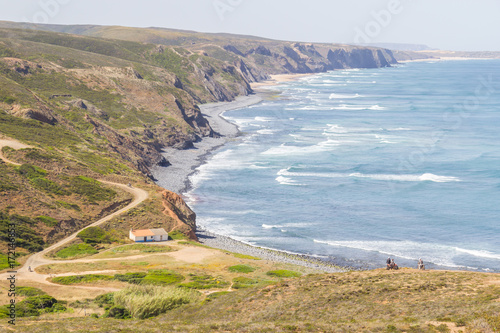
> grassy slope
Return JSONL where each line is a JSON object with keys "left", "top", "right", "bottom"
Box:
{"left": 0, "top": 27, "right": 246, "bottom": 254}
{"left": 9, "top": 268, "right": 500, "bottom": 332}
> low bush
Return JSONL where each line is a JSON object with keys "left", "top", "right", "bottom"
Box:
{"left": 113, "top": 285, "right": 199, "bottom": 319}
{"left": 104, "top": 305, "right": 130, "bottom": 319}
{"left": 141, "top": 270, "right": 184, "bottom": 286}
{"left": 0, "top": 295, "right": 66, "bottom": 317}
{"left": 51, "top": 274, "right": 113, "bottom": 285}
{"left": 17, "top": 287, "right": 47, "bottom": 297}
{"left": 266, "top": 270, "right": 302, "bottom": 278}
{"left": 228, "top": 264, "right": 256, "bottom": 273}
{"left": 179, "top": 274, "right": 230, "bottom": 290}
{"left": 111, "top": 244, "right": 173, "bottom": 253}
{"left": 114, "top": 272, "right": 147, "bottom": 284}
{"left": 55, "top": 243, "right": 98, "bottom": 259}
{"left": 168, "top": 230, "right": 188, "bottom": 240}
{"left": 77, "top": 227, "right": 116, "bottom": 244}
{"left": 36, "top": 216, "right": 58, "bottom": 227}
{"left": 95, "top": 293, "right": 114, "bottom": 308}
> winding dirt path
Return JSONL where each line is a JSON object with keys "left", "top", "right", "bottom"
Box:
{"left": 0, "top": 136, "right": 32, "bottom": 165}
{"left": 0, "top": 137, "right": 149, "bottom": 291}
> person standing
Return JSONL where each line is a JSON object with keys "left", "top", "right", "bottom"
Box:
{"left": 418, "top": 258, "right": 425, "bottom": 270}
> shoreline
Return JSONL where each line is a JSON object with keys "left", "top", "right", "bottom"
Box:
{"left": 151, "top": 73, "right": 348, "bottom": 273}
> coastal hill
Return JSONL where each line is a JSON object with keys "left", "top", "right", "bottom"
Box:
{"left": 0, "top": 21, "right": 399, "bottom": 253}
{"left": 0, "top": 22, "right": 498, "bottom": 332}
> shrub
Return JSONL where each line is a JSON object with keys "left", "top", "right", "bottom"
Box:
{"left": 95, "top": 293, "right": 114, "bottom": 308}
{"left": 0, "top": 253, "right": 19, "bottom": 270}
{"left": 179, "top": 274, "right": 230, "bottom": 289}
{"left": 77, "top": 227, "right": 115, "bottom": 244}
{"left": 266, "top": 270, "right": 302, "bottom": 278}
{"left": 111, "top": 244, "right": 173, "bottom": 253}
{"left": 55, "top": 243, "right": 98, "bottom": 259}
{"left": 36, "top": 216, "right": 58, "bottom": 227}
{"left": 228, "top": 265, "right": 256, "bottom": 273}
{"left": 168, "top": 230, "right": 188, "bottom": 240}
{"left": 51, "top": 274, "right": 113, "bottom": 285}
{"left": 104, "top": 305, "right": 130, "bottom": 319}
{"left": 233, "top": 253, "right": 261, "bottom": 260}
{"left": 17, "top": 287, "right": 47, "bottom": 297}
{"left": 13, "top": 295, "right": 66, "bottom": 317}
{"left": 66, "top": 176, "right": 116, "bottom": 202}
{"left": 114, "top": 272, "right": 147, "bottom": 284}
{"left": 141, "top": 270, "right": 184, "bottom": 286}
{"left": 232, "top": 277, "right": 261, "bottom": 289}
{"left": 113, "top": 285, "right": 199, "bottom": 319}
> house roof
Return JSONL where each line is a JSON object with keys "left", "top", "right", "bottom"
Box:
{"left": 131, "top": 229, "right": 154, "bottom": 237}
{"left": 150, "top": 228, "right": 168, "bottom": 236}
{"left": 131, "top": 228, "right": 168, "bottom": 237}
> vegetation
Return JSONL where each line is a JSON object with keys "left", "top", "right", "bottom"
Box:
{"left": 0, "top": 212, "right": 44, "bottom": 252}
{"left": 77, "top": 227, "right": 116, "bottom": 244}
{"left": 65, "top": 176, "right": 116, "bottom": 202}
{"left": 0, "top": 295, "right": 66, "bottom": 318}
{"left": 0, "top": 253, "right": 19, "bottom": 270}
{"left": 113, "top": 285, "right": 199, "bottom": 319}
{"left": 16, "top": 287, "right": 47, "bottom": 297}
{"left": 266, "top": 269, "right": 302, "bottom": 278}
{"left": 51, "top": 274, "right": 113, "bottom": 285}
{"left": 179, "top": 273, "right": 230, "bottom": 290}
{"left": 35, "top": 215, "right": 58, "bottom": 227}
{"left": 231, "top": 277, "right": 272, "bottom": 289}
{"left": 168, "top": 230, "right": 189, "bottom": 240}
{"left": 110, "top": 244, "right": 174, "bottom": 253}
{"left": 232, "top": 253, "right": 261, "bottom": 260}
{"left": 54, "top": 243, "right": 98, "bottom": 259}
{"left": 141, "top": 270, "right": 185, "bottom": 286}
{"left": 228, "top": 264, "right": 256, "bottom": 273}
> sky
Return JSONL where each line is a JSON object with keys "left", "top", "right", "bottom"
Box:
{"left": 1, "top": 0, "right": 500, "bottom": 51}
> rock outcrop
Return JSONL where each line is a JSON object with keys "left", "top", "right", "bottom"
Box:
{"left": 85, "top": 115, "right": 169, "bottom": 179}
{"left": 161, "top": 190, "right": 197, "bottom": 240}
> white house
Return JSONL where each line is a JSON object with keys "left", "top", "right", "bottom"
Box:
{"left": 129, "top": 228, "right": 168, "bottom": 242}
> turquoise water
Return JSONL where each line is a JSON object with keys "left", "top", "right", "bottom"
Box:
{"left": 186, "top": 60, "right": 500, "bottom": 271}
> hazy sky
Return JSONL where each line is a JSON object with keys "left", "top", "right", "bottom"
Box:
{"left": 1, "top": 0, "right": 500, "bottom": 51}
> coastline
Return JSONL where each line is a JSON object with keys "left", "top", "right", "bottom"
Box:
{"left": 152, "top": 74, "right": 348, "bottom": 273}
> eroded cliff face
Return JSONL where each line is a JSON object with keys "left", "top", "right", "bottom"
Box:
{"left": 161, "top": 190, "right": 197, "bottom": 240}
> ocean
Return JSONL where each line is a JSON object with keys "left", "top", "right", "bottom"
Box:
{"left": 185, "top": 60, "right": 500, "bottom": 272}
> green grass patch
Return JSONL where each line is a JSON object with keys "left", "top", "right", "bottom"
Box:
{"left": 179, "top": 274, "right": 230, "bottom": 290}
{"left": 178, "top": 241, "right": 212, "bottom": 249}
{"left": 168, "top": 230, "right": 188, "bottom": 240}
{"left": 113, "top": 285, "right": 199, "bottom": 319}
{"left": 51, "top": 274, "right": 113, "bottom": 285}
{"left": 232, "top": 277, "right": 273, "bottom": 290}
{"left": 142, "top": 270, "right": 184, "bottom": 286}
{"left": 16, "top": 164, "right": 69, "bottom": 196}
{"left": 232, "top": 253, "right": 261, "bottom": 260}
{"left": 111, "top": 244, "right": 174, "bottom": 253}
{"left": 55, "top": 200, "right": 81, "bottom": 211}
{"left": 228, "top": 264, "right": 256, "bottom": 274}
{"left": 0, "top": 295, "right": 66, "bottom": 318}
{"left": 0, "top": 253, "right": 19, "bottom": 270}
{"left": 65, "top": 176, "right": 116, "bottom": 202}
{"left": 114, "top": 272, "right": 147, "bottom": 284}
{"left": 77, "top": 226, "right": 116, "bottom": 244}
{"left": 55, "top": 243, "right": 98, "bottom": 259}
{"left": 35, "top": 215, "right": 58, "bottom": 227}
{"left": 266, "top": 270, "right": 302, "bottom": 278}
{"left": 0, "top": 212, "right": 45, "bottom": 252}
{"left": 16, "top": 287, "right": 47, "bottom": 297}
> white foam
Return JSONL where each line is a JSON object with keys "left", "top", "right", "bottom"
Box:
{"left": 254, "top": 116, "right": 274, "bottom": 122}
{"left": 313, "top": 239, "right": 498, "bottom": 268}
{"left": 275, "top": 175, "right": 305, "bottom": 186}
{"left": 257, "top": 129, "right": 275, "bottom": 135}
{"left": 278, "top": 168, "right": 461, "bottom": 183}
{"left": 329, "top": 93, "right": 361, "bottom": 99}
{"left": 331, "top": 104, "right": 384, "bottom": 111}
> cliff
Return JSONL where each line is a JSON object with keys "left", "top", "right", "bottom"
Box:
{"left": 0, "top": 22, "right": 401, "bottom": 246}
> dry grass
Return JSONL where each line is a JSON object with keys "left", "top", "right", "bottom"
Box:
{"left": 4, "top": 269, "right": 498, "bottom": 332}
